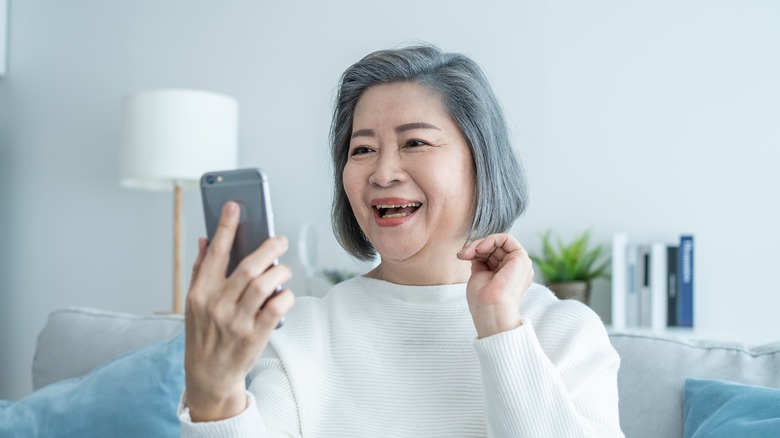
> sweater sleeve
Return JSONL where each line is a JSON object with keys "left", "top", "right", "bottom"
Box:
{"left": 473, "top": 309, "right": 623, "bottom": 437}
{"left": 179, "top": 356, "right": 302, "bottom": 438}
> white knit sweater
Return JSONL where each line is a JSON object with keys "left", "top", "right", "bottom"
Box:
{"left": 180, "top": 276, "right": 623, "bottom": 437}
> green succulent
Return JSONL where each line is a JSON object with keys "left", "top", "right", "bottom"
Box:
{"left": 320, "top": 268, "right": 360, "bottom": 285}
{"left": 530, "top": 230, "right": 610, "bottom": 283}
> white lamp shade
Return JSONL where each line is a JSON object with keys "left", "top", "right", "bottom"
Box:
{"left": 121, "top": 89, "right": 238, "bottom": 191}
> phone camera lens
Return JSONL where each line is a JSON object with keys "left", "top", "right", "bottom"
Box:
{"left": 206, "top": 175, "right": 216, "bottom": 184}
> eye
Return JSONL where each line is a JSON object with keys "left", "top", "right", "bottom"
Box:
{"left": 405, "top": 139, "right": 429, "bottom": 148}
{"left": 350, "top": 146, "right": 374, "bottom": 156}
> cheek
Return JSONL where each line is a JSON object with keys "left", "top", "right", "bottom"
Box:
{"left": 342, "top": 164, "right": 363, "bottom": 209}
{"left": 440, "top": 159, "right": 477, "bottom": 222}
{"left": 416, "top": 168, "right": 472, "bottom": 219}
{"left": 463, "top": 167, "right": 477, "bottom": 215}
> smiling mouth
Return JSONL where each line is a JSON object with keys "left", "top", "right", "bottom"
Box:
{"left": 374, "top": 202, "right": 422, "bottom": 219}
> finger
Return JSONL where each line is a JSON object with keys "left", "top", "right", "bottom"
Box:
{"left": 477, "top": 246, "right": 508, "bottom": 262}
{"left": 466, "top": 234, "right": 530, "bottom": 275}
{"left": 457, "top": 237, "right": 486, "bottom": 260}
{"left": 476, "top": 233, "right": 523, "bottom": 256}
{"left": 236, "top": 264, "right": 293, "bottom": 319}
{"left": 255, "top": 289, "right": 295, "bottom": 333}
{"left": 469, "top": 252, "right": 502, "bottom": 272}
{"left": 190, "top": 237, "right": 209, "bottom": 288}
{"left": 459, "top": 234, "right": 521, "bottom": 261}
{"left": 493, "top": 251, "right": 534, "bottom": 289}
{"left": 224, "top": 236, "right": 289, "bottom": 302}
{"left": 200, "top": 202, "right": 241, "bottom": 278}
{"left": 488, "top": 254, "right": 502, "bottom": 270}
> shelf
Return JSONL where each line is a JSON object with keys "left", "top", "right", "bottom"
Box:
{"left": 605, "top": 325, "right": 776, "bottom": 346}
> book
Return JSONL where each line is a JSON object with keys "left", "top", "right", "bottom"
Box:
{"left": 611, "top": 233, "right": 628, "bottom": 330}
{"left": 666, "top": 246, "right": 679, "bottom": 326}
{"left": 678, "top": 235, "right": 694, "bottom": 327}
{"left": 625, "top": 244, "right": 640, "bottom": 327}
{"left": 611, "top": 233, "right": 694, "bottom": 330}
{"left": 650, "top": 243, "right": 669, "bottom": 330}
{"left": 638, "top": 245, "right": 652, "bottom": 327}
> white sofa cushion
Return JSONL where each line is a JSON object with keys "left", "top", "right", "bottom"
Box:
{"left": 32, "top": 307, "right": 184, "bottom": 390}
{"left": 609, "top": 332, "right": 780, "bottom": 438}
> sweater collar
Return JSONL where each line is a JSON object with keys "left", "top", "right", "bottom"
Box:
{"left": 342, "top": 275, "right": 467, "bottom": 304}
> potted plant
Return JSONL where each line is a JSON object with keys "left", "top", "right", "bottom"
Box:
{"left": 320, "top": 268, "right": 360, "bottom": 285}
{"left": 529, "top": 230, "right": 610, "bottom": 304}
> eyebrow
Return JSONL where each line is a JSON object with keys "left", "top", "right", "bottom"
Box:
{"left": 350, "top": 122, "right": 441, "bottom": 139}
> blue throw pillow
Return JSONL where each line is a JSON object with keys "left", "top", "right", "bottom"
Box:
{"left": 0, "top": 332, "right": 184, "bottom": 438}
{"left": 684, "top": 378, "right": 780, "bottom": 438}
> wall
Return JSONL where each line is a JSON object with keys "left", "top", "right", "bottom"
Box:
{"left": 1, "top": 0, "right": 778, "bottom": 399}
{"left": 0, "top": 50, "right": 12, "bottom": 399}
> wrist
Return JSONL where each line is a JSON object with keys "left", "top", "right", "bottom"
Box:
{"left": 185, "top": 380, "right": 247, "bottom": 422}
{"left": 472, "top": 306, "right": 523, "bottom": 339}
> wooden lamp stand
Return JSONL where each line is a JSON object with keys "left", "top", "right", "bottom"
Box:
{"left": 173, "top": 183, "right": 183, "bottom": 314}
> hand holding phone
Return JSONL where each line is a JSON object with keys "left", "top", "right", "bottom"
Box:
{"left": 200, "top": 168, "right": 285, "bottom": 320}
{"left": 185, "top": 182, "right": 294, "bottom": 422}
{"left": 201, "top": 168, "right": 276, "bottom": 275}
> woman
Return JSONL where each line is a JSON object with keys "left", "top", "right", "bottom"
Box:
{"left": 180, "top": 45, "right": 623, "bottom": 437}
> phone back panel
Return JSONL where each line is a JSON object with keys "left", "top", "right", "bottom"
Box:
{"left": 200, "top": 168, "right": 275, "bottom": 276}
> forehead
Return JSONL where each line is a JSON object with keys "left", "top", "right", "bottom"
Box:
{"left": 352, "top": 82, "right": 451, "bottom": 127}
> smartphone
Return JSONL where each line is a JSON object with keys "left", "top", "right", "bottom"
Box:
{"left": 200, "top": 168, "right": 283, "bottom": 323}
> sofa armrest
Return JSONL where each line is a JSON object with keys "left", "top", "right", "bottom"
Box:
{"left": 610, "top": 332, "right": 780, "bottom": 438}
{"left": 32, "top": 307, "right": 184, "bottom": 390}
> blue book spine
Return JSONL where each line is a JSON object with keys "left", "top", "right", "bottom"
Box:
{"left": 678, "top": 235, "right": 694, "bottom": 327}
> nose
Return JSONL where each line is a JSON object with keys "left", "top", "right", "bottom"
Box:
{"left": 368, "top": 150, "right": 406, "bottom": 187}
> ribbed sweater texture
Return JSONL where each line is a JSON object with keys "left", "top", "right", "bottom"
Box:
{"left": 180, "top": 276, "right": 623, "bottom": 437}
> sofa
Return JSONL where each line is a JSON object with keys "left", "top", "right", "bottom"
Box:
{"left": 17, "top": 307, "right": 780, "bottom": 437}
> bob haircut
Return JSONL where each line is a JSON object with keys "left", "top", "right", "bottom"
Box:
{"left": 331, "top": 44, "right": 528, "bottom": 261}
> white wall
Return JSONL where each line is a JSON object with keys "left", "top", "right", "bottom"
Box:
{"left": 1, "top": 0, "right": 778, "bottom": 399}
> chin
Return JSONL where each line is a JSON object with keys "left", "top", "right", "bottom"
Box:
{"left": 376, "top": 252, "right": 416, "bottom": 264}
{"left": 374, "top": 244, "right": 422, "bottom": 263}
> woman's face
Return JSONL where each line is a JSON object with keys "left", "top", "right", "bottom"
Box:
{"left": 343, "top": 81, "right": 476, "bottom": 264}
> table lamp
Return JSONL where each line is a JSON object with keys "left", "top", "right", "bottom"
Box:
{"left": 120, "top": 89, "right": 238, "bottom": 313}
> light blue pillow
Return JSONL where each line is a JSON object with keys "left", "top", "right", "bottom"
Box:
{"left": 684, "top": 378, "right": 780, "bottom": 438}
{"left": 0, "top": 332, "right": 184, "bottom": 438}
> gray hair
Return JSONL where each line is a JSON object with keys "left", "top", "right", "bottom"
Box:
{"left": 331, "top": 44, "right": 529, "bottom": 261}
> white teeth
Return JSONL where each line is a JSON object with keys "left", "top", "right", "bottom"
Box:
{"left": 375, "top": 202, "right": 421, "bottom": 209}
{"left": 375, "top": 202, "right": 421, "bottom": 219}
{"left": 384, "top": 212, "right": 412, "bottom": 218}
